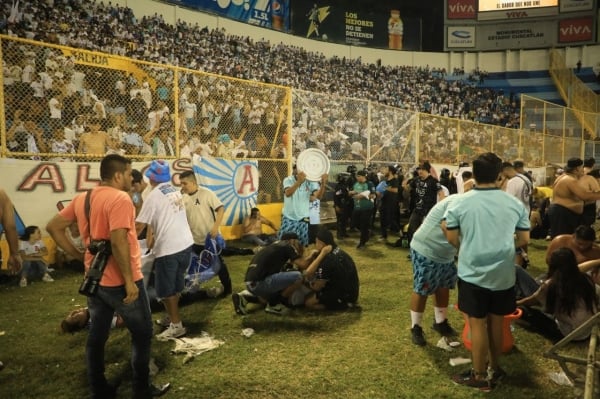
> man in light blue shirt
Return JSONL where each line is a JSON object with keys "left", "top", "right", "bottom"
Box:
{"left": 409, "top": 195, "right": 459, "bottom": 346}
{"left": 279, "top": 165, "right": 327, "bottom": 246}
{"left": 443, "top": 152, "right": 529, "bottom": 392}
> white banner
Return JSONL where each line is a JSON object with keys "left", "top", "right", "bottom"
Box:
{"left": 560, "top": 0, "right": 594, "bottom": 13}
{"left": 447, "top": 26, "right": 476, "bottom": 47}
{"left": 476, "top": 20, "right": 556, "bottom": 49}
{"left": 0, "top": 157, "right": 259, "bottom": 237}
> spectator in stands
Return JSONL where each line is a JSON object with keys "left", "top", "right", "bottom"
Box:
{"left": 77, "top": 118, "right": 114, "bottom": 156}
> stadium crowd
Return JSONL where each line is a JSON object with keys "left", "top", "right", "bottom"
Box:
{"left": 1, "top": 0, "right": 520, "bottom": 162}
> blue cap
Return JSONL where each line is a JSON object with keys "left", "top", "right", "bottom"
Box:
{"left": 145, "top": 160, "right": 171, "bottom": 183}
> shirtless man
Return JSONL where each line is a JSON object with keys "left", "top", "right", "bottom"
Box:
{"left": 549, "top": 158, "right": 600, "bottom": 238}
{"left": 77, "top": 119, "right": 114, "bottom": 156}
{"left": 545, "top": 225, "right": 600, "bottom": 266}
{"left": 242, "top": 207, "right": 278, "bottom": 247}
{"left": 579, "top": 158, "right": 600, "bottom": 226}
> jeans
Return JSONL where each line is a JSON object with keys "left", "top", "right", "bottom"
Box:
{"left": 86, "top": 279, "right": 153, "bottom": 397}
{"left": 20, "top": 260, "right": 47, "bottom": 280}
{"left": 246, "top": 271, "right": 302, "bottom": 303}
{"left": 241, "top": 233, "right": 277, "bottom": 247}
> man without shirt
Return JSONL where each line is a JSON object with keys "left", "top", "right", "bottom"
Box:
{"left": 549, "top": 158, "right": 600, "bottom": 238}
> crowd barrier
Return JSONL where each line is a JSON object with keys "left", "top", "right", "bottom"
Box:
{"left": 1, "top": 34, "right": 599, "bottom": 245}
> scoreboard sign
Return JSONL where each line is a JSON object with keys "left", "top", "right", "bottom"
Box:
{"left": 478, "top": 0, "right": 559, "bottom": 20}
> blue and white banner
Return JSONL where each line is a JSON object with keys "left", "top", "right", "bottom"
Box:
{"left": 192, "top": 155, "right": 259, "bottom": 226}
{"left": 164, "top": 0, "right": 289, "bottom": 31}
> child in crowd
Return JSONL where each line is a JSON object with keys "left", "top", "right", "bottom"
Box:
{"left": 19, "top": 225, "right": 54, "bottom": 287}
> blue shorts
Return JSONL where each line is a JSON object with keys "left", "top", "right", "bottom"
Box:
{"left": 154, "top": 246, "right": 192, "bottom": 299}
{"left": 279, "top": 217, "right": 309, "bottom": 246}
{"left": 410, "top": 248, "right": 457, "bottom": 296}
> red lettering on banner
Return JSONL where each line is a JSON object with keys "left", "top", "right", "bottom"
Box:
{"left": 75, "top": 164, "right": 100, "bottom": 191}
{"left": 171, "top": 158, "right": 193, "bottom": 185}
{"left": 506, "top": 11, "right": 528, "bottom": 18}
{"left": 559, "top": 18, "right": 593, "bottom": 43}
{"left": 447, "top": 0, "right": 476, "bottom": 19}
{"left": 237, "top": 165, "right": 256, "bottom": 194}
{"left": 19, "top": 163, "right": 66, "bottom": 192}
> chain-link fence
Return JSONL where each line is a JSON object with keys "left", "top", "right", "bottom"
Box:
{"left": 2, "top": 34, "right": 599, "bottom": 204}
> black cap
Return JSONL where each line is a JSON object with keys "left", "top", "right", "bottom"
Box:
{"left": 388, "top": 164, "right": 397, "bottom": 174}
{"left": 356, "top": 170, "right": 367, "bottom": 177}
{"left": 501, "top": 161, "right": 514, "bottom": 169}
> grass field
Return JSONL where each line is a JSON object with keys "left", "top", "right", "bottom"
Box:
{"left": 0, "top": 235, "right": 589, "bottom": 398}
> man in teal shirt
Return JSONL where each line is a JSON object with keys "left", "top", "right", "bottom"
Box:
{"left": 279, "top": 165, "right": 327, "bottom": 246}
{"left": 443, "top": 152, "right": 529, "bottom": 392}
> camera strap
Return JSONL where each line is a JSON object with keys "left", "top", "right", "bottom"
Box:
{"left": 84, "top": 189, "right": 93, "bottom": 242}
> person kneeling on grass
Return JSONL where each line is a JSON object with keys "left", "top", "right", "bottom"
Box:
{"left": 300, "top": 228, "right": 359, "bottom": 311}
{"left": 232, "top": 232, "right": 313, "bottom": 316}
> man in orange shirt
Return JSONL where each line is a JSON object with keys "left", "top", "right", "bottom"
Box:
{"left": 47, "top": 154, "right": 169, "bottom": 398}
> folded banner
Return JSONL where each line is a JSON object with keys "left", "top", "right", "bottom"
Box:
{"left": 192, "top": 155, "right": 259, "bottom": 226}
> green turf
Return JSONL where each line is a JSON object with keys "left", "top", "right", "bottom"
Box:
{"left": 0, "top": 237, "right": 586, "bottom": 398}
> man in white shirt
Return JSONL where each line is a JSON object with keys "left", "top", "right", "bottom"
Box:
{"left": 136, "top": 160, "right": 194, "bottom": 341}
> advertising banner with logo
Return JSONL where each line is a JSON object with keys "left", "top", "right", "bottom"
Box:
{"left": 447, "top": 0, "right": 476, "bottom": 19}
{"left": 476, "top": 20, "right": 556, "bottom": 50}
{"left": 558, "top": 17, "right": 594, "bottom": 43}
{"left": 0, "top": 157, "right": 263, "bottom": 240}
{"left": 447, "top": 26, "right": 476, "bottom": 47}
{"left": 290, "top": 2, "right": 422, "bottom": 51}
{"left": 560, "top": 0, "right": 594, "bottom": 13}
{"left": 162, "top": 0, "right": 290, "bottom": 31}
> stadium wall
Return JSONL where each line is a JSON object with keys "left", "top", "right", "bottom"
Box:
{"left": 107, "top": 0, "right": 600, "bottom": 72}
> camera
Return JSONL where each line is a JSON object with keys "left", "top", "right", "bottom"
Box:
{"left": 78, "top": 240, "right": 112, "bottom": 297}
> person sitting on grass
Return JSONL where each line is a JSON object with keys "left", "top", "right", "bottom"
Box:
{"left": 517, "top": 247, "right": 599, "bottom": 342}
{"left": 18, "top": 225, "right": 54, "bottom": 287}
{"left": 300, "top": 228, "right": 359, "bottom": 311}
{"left": 232, "top": 232, "right": 314, "bottom": 316}
{"left": 241, "top": 207, "right": 278, "bottom": 248}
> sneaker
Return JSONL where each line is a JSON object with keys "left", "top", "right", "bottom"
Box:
{"left": 156, "top": 324, "right": 186, "bottom": 341}
{"left": 42, "top": 273, "right": 54, "bottom": 282}
{"left": 356, "top": 242, "right": 365, "bottom": 249}
{"left": 155, "top": 315, "right": 170, "bottom": 328}
{"left": 452, "top": 369, "right": 492, "bottom": 392}
{"left": 264, "top": 303, "right": 290, "bottom": 316}
{"left": 432, "top": 319, "right": 457, "bottom": 337}
{"left": 232, "top": 292, "right": 248, "bottom": 315}
{"left": 411, "top": 324, "right": 426, "bottom": 346}
{"left": 488, "top": 366, "right": 507, "bottom": 386}
{"left": 19, "top": 277, "right": 27, "bottom": 287}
